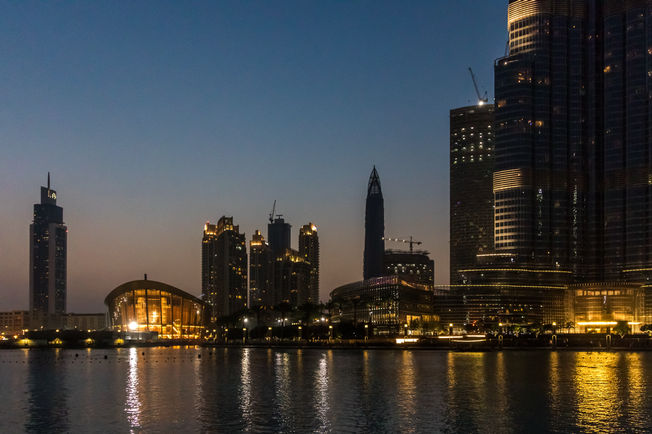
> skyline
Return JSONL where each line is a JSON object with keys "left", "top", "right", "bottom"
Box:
{"left": 0, "top": 1, "right": 507, "bottom": 312}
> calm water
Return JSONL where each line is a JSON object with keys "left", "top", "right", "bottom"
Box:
{"left": 1, "top": 347, "right": 651, "bottom": 433}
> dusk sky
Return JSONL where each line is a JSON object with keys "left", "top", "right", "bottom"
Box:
{"left": 0, "top": 1, "right": 506, "bottom": 312}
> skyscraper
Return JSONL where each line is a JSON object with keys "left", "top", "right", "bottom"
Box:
{"left": 493, "top": 0, "right": 650, "bottom": 281}
{"left": 299, "top": 223, "right": 319, "bottom": 303}
{"left": 30, "top": 173, "right": 67, "bottom": 327}
{"left": 273, "top": 249, "right": 313, "bottom": 306}
{"left": 249, "top": 230, "right": 273, "bottom": 308}
{"left": 450, "top": 104, "right": 494, "bottom": 283}
{"left": 268, "top": 216, "right": 291, "bottom": 256}
{"left": 202, "top": 216, "right": 247, "bottom": 321}
{"left": 364, "top": 166, "right": 385, "bottom": 280}
{"left": 201, "top": 222, "right": 219, "bottom": 315}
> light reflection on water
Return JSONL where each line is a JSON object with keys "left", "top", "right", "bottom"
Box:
{"left": 2, "top": 349, "right": 651, "bottom": 432}
{"left": 125, "top": 347, "right": 141, "bottom": 432}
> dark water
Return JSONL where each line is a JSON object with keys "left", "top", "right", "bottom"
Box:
{"left": 1, "top": 348, "right": 651, "bottom": 433}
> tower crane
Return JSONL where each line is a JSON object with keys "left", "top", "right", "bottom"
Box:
{"left": 468, "top": 67, "right": 489, "bottom": 105}
{"left": 383, "top": 236, "right": 423, "bottom": 253}
{"left": 269, "top": 200, "right": 283, "bottom": 223}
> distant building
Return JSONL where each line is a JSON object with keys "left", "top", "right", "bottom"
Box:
{"left": 30, "top": 173, "right": 67, "bottom": 329}
{"left": 268, "top": 217, "right": 291, "bottom": 256}
{"left": 383, "top": 250, "right": 434, "bottom": 287}
{"left": 363, "top": 166, "right": 384, "bottom": 280}
{"left": 0, "top": 311, "right": 29, "bottom": 336}
{"left": 202, "top": 222, "right": 219, "bottom": 317}
{"left": 105, "top": 278, "right": 205, "bottom": 339}
{"left": 273, "top": 249, "right": 314, "bottom": 307}
{"left": 449, "top": 104, "right": 494, "bottom": 284}
{"left": 299, "top": 223, "right": 320, "bottom": 303}
{"left": 249, "top": 230, "right": 274, "bottom": 308}
{"left": 63, "top": 313, "right": 106, "bottom": 331}
{"left": 202, "top": 216, "right": 247, "bottom": 321}
{"left": 330, "top": 276, "right": 437, "bottom": 335}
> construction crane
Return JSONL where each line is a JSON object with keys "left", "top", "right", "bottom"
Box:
{"left": 383, "top": 236, "right": 422, "bottom": 253}
{"left": 269, "top": 200, "right": 283, "bottom": 223}
{"left": 468, "top": 67, "right": 488, "bottom": 105}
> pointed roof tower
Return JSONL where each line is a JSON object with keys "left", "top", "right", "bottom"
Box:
{"left": 367, "top": 166, "right": 382, "bottom": 196}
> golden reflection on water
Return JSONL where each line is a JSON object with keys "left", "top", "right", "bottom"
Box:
{"left": 397, "top": 351, "right": 416, "bottom": 425}
{"left": 573, "top": 352, "right": 620, "bottom": 432}
{"left": 125, "top": 347, "right": 141, "bottom": 433}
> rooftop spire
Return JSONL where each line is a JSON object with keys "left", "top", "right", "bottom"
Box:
{"left": 47, "top": 172, "right": 50, "bottom": 190}
{"left": 367, "top": 166, "right": 382, "bottom": 196}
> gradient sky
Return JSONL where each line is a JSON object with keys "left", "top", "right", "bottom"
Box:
{"left": 0, "top": 1, "right": 507, "bottom": 312}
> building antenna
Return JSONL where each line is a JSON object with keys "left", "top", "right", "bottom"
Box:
{"left": 47, "top": 172, "right": 51, "bottom": 190}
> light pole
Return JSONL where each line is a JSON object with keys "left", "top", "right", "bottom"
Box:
{"left": 365, "top": 323, "right": 369, "bottom": 341}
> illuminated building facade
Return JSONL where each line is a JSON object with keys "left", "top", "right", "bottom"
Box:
{"left": 201, "top": 222, "right": 218, "bottom": 316}
{"left": 494, "top": 0, "right": 652, "bottom": 281}
{"left": 450, "top": 104, "right": 494, "bottom": 284}
{"left": 299, "top": 223, "right": 320, "bottom": 302}
{"left": 442, "top": 1, "right": 652, "bottom": 329}
{"left": 29, "top": 174, "right": 67, "bottom": 328}
{"left": 364, "top": 167, "right": 385, "bottom": 280}
{"left": 105, "top": 279, "right": 205, "bottom": 339}
{"left": 0, "top": 311, "right": 29, "bottom": 336}
{"left": 202, "top": 216, "right": 247, "bottom": 321}
{"left": 383, "top": 250, "right": 435, "bottom": 287}
{"left": 249, "top": 230, "right": 273, "bottom": 307}
{"left": 330, "top": 276, "right": 437, "bottom": 335}
{"left": 273, "top": 249, "right": 313, "bottom": 306}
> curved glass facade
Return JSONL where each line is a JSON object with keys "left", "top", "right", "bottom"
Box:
{"left": 105, "top": 280, "right": 205, "bottom": 339}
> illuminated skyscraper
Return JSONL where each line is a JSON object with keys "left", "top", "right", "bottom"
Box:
{"left": 450, "top": 104, "right": 494, "bottom": 283}
{"left": 202, "top": 216, "right": 247, "bottom": 321}
{"left": 29, "top": 173, "right": 67, "bottom": 327}
{"left": 364, "top": 166, "right": 385, "bottom": 280}
{"left": 299, "top": 223, "right": 319, "bottom": 302}
{"left": 249, "top": 230, "right": 273, "bottom": 308}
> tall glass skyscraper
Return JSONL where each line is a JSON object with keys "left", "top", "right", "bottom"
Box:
{"left": 493, "top": 0, "right": 652, "bottom": 283}
{"left": 450, "top": 104, "right": 495, "bottom": 283}
{"left": 363, "top": 166, "right": 385, "bottom": 280}
{"left": 30, "top": 174, "right": 67, "bottom": 326}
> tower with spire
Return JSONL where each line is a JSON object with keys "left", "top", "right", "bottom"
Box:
{"left": 30, "top": 173, "right": 67, "bottom": 328}
{"left": 363, "top": 166, "right": 385, "bottom": 280}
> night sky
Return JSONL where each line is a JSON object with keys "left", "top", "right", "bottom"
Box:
{"left": 0, "top": 1, "right": 506, "bottom": 312}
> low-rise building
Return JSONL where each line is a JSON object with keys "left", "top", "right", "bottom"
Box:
{"left": 330, "top": 276, "right": 437, "bottom": 335}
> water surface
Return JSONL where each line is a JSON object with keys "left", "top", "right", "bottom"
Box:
{"left": 2, "top": 348, "right": 651, "bottom": 433}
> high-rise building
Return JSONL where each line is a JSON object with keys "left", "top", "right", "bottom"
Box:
{"left": 30, "top": 174, "right": 67, "bottom": 327}
{"left": 202, "top": 216, "right": 247, "bottom": 321}
{"left": 440, "top": 0, "right": 652, "bottom": 329}
{"left": 268, "top": 217, "right": 291, "bottom": 256}
{"left": 363, "top": 166, "right": 385, "bottom": 280}
{"left": 450, "top": 104, "right": 495, "bottom": 283}
{"left": 493, "top": 0, "right": 652, "bottom": 282}
{"left": 202, "top": 222, "right": 219, "bottom": 315}
{"left": 299, "top": 223, "right": 320, "bottom": 303}
{"left": 273, "top": 249, "right": 313, "bottom": 306}
{"left": 249, "top": 230, "right": 273, "bottom": 308}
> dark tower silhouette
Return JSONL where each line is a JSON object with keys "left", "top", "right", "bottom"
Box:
{"left": 364, "top": 166, "right": 384, "bottom": 279}
{"left": 30, "top": 173, "right": 67, "bottom": 328}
